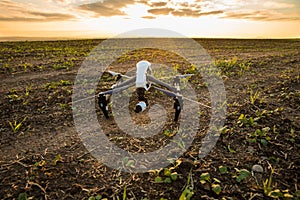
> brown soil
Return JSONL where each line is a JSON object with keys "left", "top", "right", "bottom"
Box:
{"left": 0, "top": 39, "right": 299, "bottom": 199}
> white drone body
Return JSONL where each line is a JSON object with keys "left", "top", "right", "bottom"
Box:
{"left": 135, "top": 60, "right": 152, "bottom": 90}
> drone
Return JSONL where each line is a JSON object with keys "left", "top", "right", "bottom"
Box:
{"left": 97, "top": 60, "right": 208, "bottom": 121}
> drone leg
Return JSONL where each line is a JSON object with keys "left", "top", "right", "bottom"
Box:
{"left": 98, "top": 94, "right": 109, "bottom": 119}
{"left": 174, "top": 97, "right": 183, "bottom": 121}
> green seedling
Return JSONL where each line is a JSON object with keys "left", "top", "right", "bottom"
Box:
{"left": 218, "top": 166, "right": 228, "bottom": 174}
{"left": 179, "top": 171, "right": 194, "bottom": 200}
{"left": 227, "top": 145, "right": 236, "bottom": 153}
{"left": 235, "top": 168, "right": 251, "bottom": 182}
{"left": 8, "top": 116, "right": 27, "bottom": 133}
{"left": 200, "top": 172, "right": 210, "bottom": 184}
{"left": 122, "top": 157, "right": 135, "bottom": 168}
{"left": 7, "top": 88, "right": 23, "bottom": 102}
{"left": 123, "top": 186, "right": 127, "bottom": 200}
{"left": 43, "top": 80, "right": 72, "bottom": 90}
{"left": 88, "top": 195, "right": 102, "bottom": 200}
{"left": 238, "top": 114, "right": 258, "bottom": 127}
{"left": 248, "top": 127, "right": 271, "bottom": 145}
{"left": 151, "top": 167, "right": 179, "bottom": 183}
{"left": 163, "top": 129, "right": 176, "bottom": 137}
{"left": 17, "top": 192, "right": 28, "bottom": 200}
{"left": 212, "top": 184, "right": 222, "bottom": 195}
{"left": 53, "top": 154, "right": 61, "bottom": 166}
{"left": 249, "top": 89, "right": 261, "bottom": 104}
{"left": 263, "top": 168, "right": 283, "bottom": 198}
{"left": 25, "top": 84, "right": 32, "bottom": 97}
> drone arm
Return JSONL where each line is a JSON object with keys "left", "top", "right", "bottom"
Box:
{"left": 111, "top": 76, "right": 136, "bottom": 89}
{"left": 147, "top": 75, "right": 177, "bottom": 92}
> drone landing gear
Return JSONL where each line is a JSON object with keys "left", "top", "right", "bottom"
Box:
{"left": 174, "top": 97, "right": 182, "bottom": 122}
{"left": 98, "top": 94, "right": 109, "bottom": 119}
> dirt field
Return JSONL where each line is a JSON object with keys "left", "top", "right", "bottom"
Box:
{"left": 0, "top": 38, "right": 299, "bottom": 199}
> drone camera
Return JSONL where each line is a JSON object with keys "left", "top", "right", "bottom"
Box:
{"left": 135, "top": 101, "right": 147, "bottom": 113}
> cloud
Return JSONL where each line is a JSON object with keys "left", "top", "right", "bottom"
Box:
{"left": 147, "top": 7, "right": 175, "bottom": 15}
{"left": 223, "top": 10, "right": 300, "bottom": 21}
{"left": 0, "top": 0, "right": 22, "bottom": 10}
{"left": 0, "top": 12, "right": 75, "bottom": 22}
{"left": 0, "top": 0, "right": 76, "bottom": 21}
{"left": 142, "top": 15, "right": 156, "bottom": 19}
{"left": 171, "top": 8, "right": 202, "bottom": 17}
{"left": 150, "top": 2, "right": 168, "bottom": 7}
{"left": 77, "top": 0, "right": 138, "bottom": 17}
{"left": 171, "top": 8, "right": 223, "bottom": 17}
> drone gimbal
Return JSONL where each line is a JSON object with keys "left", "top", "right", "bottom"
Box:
{"left": 98, "top": 60, "right": 193, "bottom": 121}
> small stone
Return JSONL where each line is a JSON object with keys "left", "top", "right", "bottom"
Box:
{"left": 252, "top": 164, "right": 264, "bottom": 173}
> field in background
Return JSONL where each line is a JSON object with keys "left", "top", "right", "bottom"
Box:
{"left": 0, "top": 39, "right": 299, "bottom": 199}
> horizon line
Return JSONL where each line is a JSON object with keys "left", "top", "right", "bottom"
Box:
{"left": 1, "top": 35, "right": 300, "bottom": 42}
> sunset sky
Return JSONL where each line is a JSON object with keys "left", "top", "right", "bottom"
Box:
{"left": 0, "top": 0, "right": 300, "bottom": 39}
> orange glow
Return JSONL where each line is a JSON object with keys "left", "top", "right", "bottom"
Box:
{"left": 0, "top": 0, "right": 299, "bottom": 40}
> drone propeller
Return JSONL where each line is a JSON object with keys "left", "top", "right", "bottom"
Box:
{"left": 107, "top": 70, "right": 131, "bottom": 79}
{"left": 176, "top": 74, "right": 194, "bottom": 78}
{"left": 154, "top": 74, "right": 194, "bottom": 80}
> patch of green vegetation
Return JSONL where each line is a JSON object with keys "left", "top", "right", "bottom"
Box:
{"left": 248, "top": 127, "right": 271, "bottom": 146}
{"left": 237, "top": 114, "right": 258, "bottom": 127}
{"left": 7, "top": 88, "right": 23, "bottom": 102}
{"left": 52, "top": 60, "right": 74, "bottom": 70}
{"left": 43, "top": 80, "right": 72, "bottom": 90}
{"left": 214, "top": 56, "right": 252, "bottom": 77}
